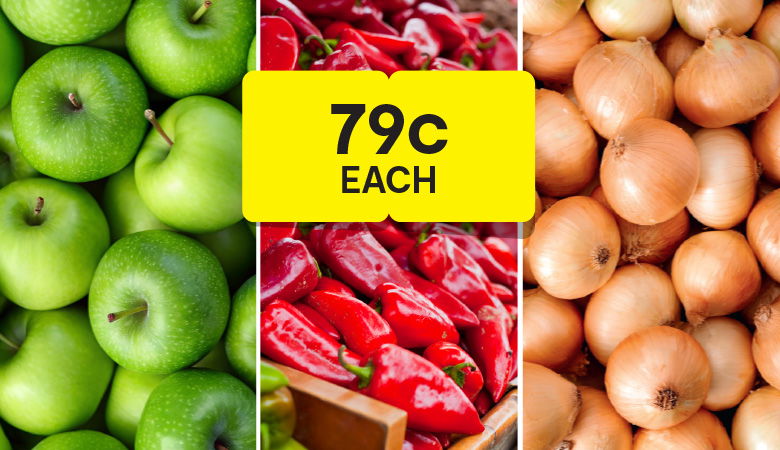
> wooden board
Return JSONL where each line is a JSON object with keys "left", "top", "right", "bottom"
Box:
{"left": 450, "top": 389, "right": 518, "bottom": 450}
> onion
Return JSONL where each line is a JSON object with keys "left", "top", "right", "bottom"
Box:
{"left": 672, "top": 0, "right": 762, "bottom": 41}
{"left": 535, "top": 89, "right": 598, "bottom": 197}
{"left": 523, "top": 362, "right": 580, "bottom": 450}
{"left": 747, "top": 189, "right": 780, "bottom": 283}
{"left": 604, "top": 326, "right": 711, "bottom": 429}
{"left": 555, "top": 387, "right": 632, "bottom": 450}
{"left": 752, "top": 298, "right": 780, "bottom": 390}
{"left": 585, "top": 0, "right": 673, "bottom": 42}
{"left": 585, "top": 264, "right": 680, "bottom": 365}
{"left": 522, "top": 238, "right": 535, "bottom": 286}
{"left": 523, "top": 0, "right": 583, "bottom": 36}
{"left": 671, "top": 230, "right": 761, "bottom": 325}
{"left": 600, "top": 118, "right": 699, "bottom": 225}
{"left": 523, "top": 10, "right": 602, "bottom": 84}
{"left": 754, "top": 1, "right": 780, "bottom": 60}
{"left": 528, "top": 196, "right": 620, "bottom": 299}
{"left": 687, "top": 127, "right": 758, "bottom": 230}
{"left": 675, "top": 30, "right": 780, "bottom": 128}
{"left": 689, "top": 317, "right": 755, "bottom": 411}
{"left": 656, "top": 27, "right": 701, "bottom": 77}
{"left": 573, "top": 39, "right": 674, "bottom": 139}
{"left": 732, "top": 386, "right": 780, "bottom": 449}
{"left": 523, "top": 288, "right": 583, "bottom": 371}
{"left": 633, "top": 409, "right": 731, "bottom": 450}
{"left": 742, "top": 278, "right": 780, "bottom": 326}
{"left": 753, "top": 98, "right": 780, "bottom": 185}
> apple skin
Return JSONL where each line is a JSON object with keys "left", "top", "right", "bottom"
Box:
{"left": 0, "top": 178, "right": 109, "bottom": 310}
{"left": 105, "top": 367, "right": 166, "bottom": 447}
{"left": 0, "top": 307, "right": 114, "bottom": 435}
{"left": 32, "top": 430, "right": 126, "bottom": 450}
{"left": 89, "top": 230, "right": 230, "bottom": 374}
{"left": 226, "top": 276, "right": 256, "bottom": 385}
{"left": 0, "top": 0, "right": 130, "bottom": 45}
{"left": 0, "top": 10, "right": 22, "bottom": 110}
{"left": 102, "top": 165, "right": 171, "bottom": 241}
{"left": 135, "top": 95, "right": 242, "bottom": 233}
{"left": 136, "top": 369, "right": 256, "bottom": 449}
{"left": 126, "top": 0, "right": 254, "bottom": 98}
{"left": 0, "top": 107, "right": 38, "bottom": 188}
{"left": 195, "top": 222, "right": 255, "bottom": 289}
{"left": 11, "top": 46, "right": 148, "bottom": 182}
{"left": 248, "top": 35, "right": 256, "bottom": 71}
{"left": 193, "top": 339, "right": 234, "bottom": 374}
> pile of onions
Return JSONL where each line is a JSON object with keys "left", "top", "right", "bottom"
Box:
{"left": 671, "top": 230, "right": 761, "bottom": 325}
{"left": 633, "top": 409, "right": 732, "bottom": 449}
{"left": 528, "top": 196, "right": 619, "bottom": 299}
{"left": 555, "top": 387, "right": 632, "bottom": 450}
{"left": 585, "top": 0, "right": 673, "bottom": 42}
{"left": 689, "top": 317, "right": 755, "bottom": 410}
{"left": 747, "top": 189, "right": 780, "bottom": 282}
{"left": 686, "top": 127, "right": 758, "bottom": 230}
{"left": 732, "top": 386, "right": 780, "bottom": 448}
{"left": 523, "top": 0, "right": 583, "bottom": 36}
{"left": 523, "top": 288, "right": 583, "bottom": 371}
{"left": 742, "top": 278, "right": 780, "bottom": 326}
{"left": 753, "top": 99, "right": 780, "bottom": 185}
{"left": 584, "top": 264, "right": 680, "bottom": 365}
{"left": 523, "top": 362, "right": 581, "bottom": 450}
{"left": 535, "top": 89, "right": 597, "bottom": 197}
{"left": 523, "top": 10, "right": 602, "bottom": 84}
{"left": 600, "top": 118, "right": 699, "bottom": 225}
{"left": 656, "top": 27, "right": 700, "bottom": 77}
{"left": 573, "top": 39, "right": 674, "bottom": 139}
{"left": 675, "top": 30, "right": 780, "bottom": 128}
{"left": 754, "top": 1, "right": 780, "bottom": 59}
{"left": 672, "top": 0, "right": 763, "bottom": 41}
{"left": 604, "top": 326, "right": 711, "bottom": 429}
{"left": 752, "top": 299, "right": 780, "bottom": 390}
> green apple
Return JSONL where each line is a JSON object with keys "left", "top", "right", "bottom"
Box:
{"left": 105, "top": 367, "right": 166, "bottom": 447}
{"left": 11, "top": 46, "right": 148, "bottom": 182}
{"left": 135, "top": 96, "right": 241, "bottom": 233}
{"left": 0, "top": 10, "right": 22, "bottom": 110}
{"left": 0, "top": 0, "right": 130, "bottom": 45}
{"left": 89, "top": 230, "right": 229, "bottom": 374}
{"left": 0, "top": 178, "right": 109, "bottom": 310}
{"left": 136, "top": 369, "right": 256, "bottom": 449}
{"left": 0, "top": 424, "right": 9, "bottom": 450}
{"left": 102, "top": 165, "right": 171, "bottom": 241}
{"left": 194, "top": 340, "right": 233, "bottom": 373}
{"left": 248, "top": 35, "right": 256, "bottom": 72}
{"left": 85, "top": 19, "right": 126, "bottom": 55}
{"left": 196, "top": 222, "right": 254, "bottom": 289}
{"left": 0, "top": 107, "right": 37, "bottom": 188}
{"left": 126, "top": 0, "right": 254, "bottom": 98}
{"left": 32, "top": 430, "right": 125, "bottom": 450}
{"left": 0, "top": 307, "right": 114, "bottom": 435}
{"left": 226, "top": 276, "right": 256, "bottom": 385}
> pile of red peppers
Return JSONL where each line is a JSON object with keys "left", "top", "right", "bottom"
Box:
{"left": 260, "top": 221, "right": 518, "bottom": 448}
{"left": 259, "top": 0, "right": 518, "bottom": 72}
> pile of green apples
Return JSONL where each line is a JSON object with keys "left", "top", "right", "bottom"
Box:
{"left": 0, "top": 0, "right": 256, "bottom": 448}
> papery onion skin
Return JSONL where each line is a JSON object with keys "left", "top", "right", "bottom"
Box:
{"left": 523, "top": 0, "right": 583, "bottom": 36}
{"left": 633, "top": 409, "right": 732, "bottom": 450}
{"left": 752, "top": 299, "right": 780, "bottom": 391}
{"left": 585, "top": 264, "right": 680, "bottom": 365}
{"left": 753, "top": 98, "right": 780, "bottom": 185}
{"left": 754, "top": 1, "right": 780, "bottom": 60}
{"left": 672, "top": 0, "right": 762, "bottom": 41}
{"left": 556, "top": 387, "right": 632, "bottom": 450}
{"left": 600, "top": 118, "right": 699, "bottom": 226}
{"left": 747, "top": 189, "right": 780, "bottom": 283}
{"left": 687, "top": 127, "right": 758, "bottom": 230}
{"left": 535, "top": 89, "right": 598, "bottom": 197}
{"left": 690, "top": 317, "right": 755, "bottom": 411}
{"left": 657, "top": 27, "right": 700, "bottom": 77}
{"left": 523, "top": 288, "right": 583, "bottom": 371}
{"left": 523, "top": 362, "right": 581, "bottom": 450}
{"left": 605, "top": 326, "right": 711, "bottom": 430}
{"left": 742, "top": 278, "right": 780, "bottom": 326}
{"left": 573, "top": 39, "right": 674, "bottom": 139}
{"left": 528, "top": 196, "right": 620, "bottom": 299}
{"left": 675, "top": 30, "right": 780, "bottom": 128}
{"left": 586, "top": 0, "right": 673, "bottom": 42}
{"left": 671, "top": 230, "right": 761, "bottom": 325}
{"left": 732, "top": 386, "right": 780, "bottom": 450}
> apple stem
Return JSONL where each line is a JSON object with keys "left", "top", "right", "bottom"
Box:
{"left": 34, "top": 197, "right": 44, "bottom": 216}
{"left": 68, "top": 93, "right": 82, "bottom": 110}
{"left": 107, "top": 304, "right": 148, "bottom": 323}
{"left": 0, "top": 333, "right": 19, "bottom": 351}
{"left": 144, "top": 109, "right": 174, "bottom": 147}
{"left": 191, "top": 0, "right": 213, "bottom": 23}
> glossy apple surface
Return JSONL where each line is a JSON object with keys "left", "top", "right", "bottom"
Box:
{"left": 226, "top": 276, "right": 256, "bottom": 385}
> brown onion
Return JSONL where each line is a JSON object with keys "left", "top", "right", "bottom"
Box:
{"left": 573, "top": 39, "right": 674, "bottom": 139}
{"left": 523, "top": 0, "right": 583, "bottom": 36}
{"left": 656, "top": 27, "right": 701, "bottom": 77}
{"left": 675, "top": 30, "right": 780, "bottom": 128}
{"left": 585, "top": 0, "right": 673, "bottom": 42}
{"left": 633, "top": 409, "right": 732, "bottom": 449}
{"left": 523, "top": 288, "right": 583, "bottom": 371}
{"left": 521, "top": 238, "right": 535, "bottom": 286}
{"left": 742, "top": 278, "right": 780, "bottom": 326}
{"left": 556, "top": 387, "right": 632, "bottom": 450}
{"left": 754, "top": 1, "right": 780, "bottom": 60}
{"left": 752, "top": 298, "right": 780, "bottom": 390}
{"left": 672, "top": 0, "right": 762, "bottom": 41}
{"left": 753, "top": 98, "right": 780, "bottom": 185}
{"left": 747, "top": 189, "right": 780, "bottom": 282}
{"left": 671, "top": 230, "right": 761, "bottom": 325}
{"left": 523, "top": 362, "right": 581, "bottom": 450}
{"left": 600, "top": 118, "right": 699, "bottom": 225}
{"left": 732, "top": 386, "right": 780, "bottom": 449}
{"left": 605, "top": 326, "right": 711, "bottom": 429}
{"left": 528, "top": 196, "right": 620, "bottom": 299}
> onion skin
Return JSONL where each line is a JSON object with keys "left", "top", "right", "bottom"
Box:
{"left": 752, "top": 299, "right": 780, "bottom": 391}
{"left": 573, "top": 39, "right": 674, "bottom": 139}
{"left": 523, "top": 362, "right": 581, "bottom": 450}
{"left": 605, "top": 326, "right": 711, "bottom": 430}
{"left": 747, "top": 189, "right": 780, "bottom": 283}
{"left": 753, "top": 98, "right": 780, "bottom": 185}
{"left": 671, "top": 230, "right": 761, "bottom": 325}
{"left": 675, "top": 30, "right": 780, "bottom": 128}
{"left": 523, "top": 288, "right": 583, "bottom": 371}
{"left": 633, "top": 409, "right": 732, "bottom": 450}
{"left": 600, "top": 118, "right": 699, "bottom": 226}
{"left": 672, "top": 0, "right": 762, "bottom": 41}
{"left": 528, "top": 196, "right": 620, "bottom": 299}
{"left": 742, "top": 278, "right": 780, "bottom": 326}
{"left": 556, "top": 387, "right": 632, "bottom": 450}
{"left": 657, "top": 27, "right": 700, "bottom": 77}
{"left": 754, "top": 1, "right": 780, "bottom": 60}
{"left": 732, "top": 386, "right": 780, "bottom": 449}
{"left": 586, "top": 0, "right": 673, "bottom": 42}
{"left": 523, "top": 0, "right": 583, "bottom": 36}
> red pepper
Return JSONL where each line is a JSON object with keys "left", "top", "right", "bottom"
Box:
{"left": 411, "top": 3, "right": 468, "bottom": 50}
{"left": 323, "top": 21, "right": 352, "bottom": 39}
{"left": 491, "top": 282, "right": 515, "bottom": 304}
{"left": 423, "top": 0, "right": 459, "bottom": 13}
{"left": 402, "top": 18, "right": 443, "bottom": 70}
{"left": 403, "top": 430, "right": 442, "bottom": 450}
{"left": 460, "top": 12, "right": 485, "bottom": 25}
{"left": 357, "top": 14, "right": 402, "bottom": 36}
{"left": 294, "top": 303, "right": 341, "bottom": 341}
{"left": 261, "top": 300, "right": 361, "bottom": 387}
{"left": 373, "top": 0, "right": 416, "bottom": 13}
{"left": 339, "top": 28, "right": 404, "bottom": 76}
{"left": 400, "top": 222, "right": 432, "bottom": 235}
{"left": 451, "top": 39, "right": 483, "bottom": 70}
{"left": 434, "top": 434, "right": 451, "bottom": 448}
{"left": 308, "top": 40, "right": 372, "bottom": 71}
{"left": 466, "top": 305, "right": 513, "bottom": 403}
{"left": 339, "top": 344, "right": 484, "bottom": 434}
{"left": 426, "top": 57, "right": 469, "bottom": 71}
{"left": 314, "top": 276, "right": 355, "bottom": 297}
{"left": 372, "top": 283, "right": 459, "bottom": 348}
{"left": 403, "top": 270, "right": 479, "bottom": 328}
{"left": 390, "top": 8, "right": 415, "bottom": 31}
{"left": 260, "top": 16, "right": 300, "bottom": 70}
{"left": 480, "top": 29, "right": 518, "bottom": 71}
{"left": 288, "top": 0, "right": 378, "bottom": 22}
{"left": 508, "top": 323, "right": 518, "bottom": 380}
{"left": 483, "top": 236, "right": 518, "bottom": 273}
{"left": 366, "top": 219, "right": 415, "bottom": 250}
{"left": 473, "top": 389, "right": 493, "bottom": 416}
{"left": 504, "top": 302, "right": 518, "bottom": 323}
{"left": 390, "top": 242, "right": 414, "bottom": 270}
{"left": 260, "top": 238, "right": 319, "bottom": 309}
{"left": 423, "top": 341, "right": 484, "bottom": 401}
{"left": 306, "top": 291, "right": 396, "bottom": 355}
{"left": 261, "top": 0, "right": 322, "bottom": 39}
{"left": 260, "top": 222, "right": 297, "bottom": 254}
{"left": 357, "top": 30, "right": 415, "bottom": 55}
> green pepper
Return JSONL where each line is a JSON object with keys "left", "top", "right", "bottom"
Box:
{"left": 261, "top": 386, "right": 296, "bottom": 448}
{"left": 275, "top": 438, "right": 307, "bottom": 450}
{"left": 261, "top": 361, "right": 288, "bottom": 394}
{"left": 261, "top": 423, "right": 271, "bottom": 450}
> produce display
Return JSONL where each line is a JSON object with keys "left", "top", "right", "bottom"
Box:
{"left": 524, "top": 0, "right": 780, "bottom": 448}
{"left": 0, "top": 0, "right": 255, "bottom": 448}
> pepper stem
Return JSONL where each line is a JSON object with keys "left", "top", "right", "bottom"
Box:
{"left": 144, "top": 109, "right": 174, "bottom": 147}
{"left": 190, "top": 0, "right": 212, "bottom": 23}
{"left": 477, "top": 36, "right": 499, "bottom": 50}
{"left": 338, "top": 345, "right": 373, "bottom": 389}
{"left": 441, "top": 362, "right": 474, "bottom": 388}
{"left": 107, "top": 304, "right": 148, "bottom": 323}
{"left": 420, "top": 54, "right": 433, "bottom": 71}
{"left": 0, "top": 332, "right": 19, "bottom": 351}
{"left": 68, "top": 93, "right": 82, "bottom": 110}
{"left": 34, "top": 197, "right": 44, "bottom": 216}
{"left": 305, "top": 35, "right": 334, "bottom": 56}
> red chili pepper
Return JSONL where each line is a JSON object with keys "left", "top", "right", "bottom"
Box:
{"left": 323, "top": 21, "right": 353, "bottom": 39}
{"left": 402, "top": 18, "right": 443, "bottom": 69}
{"left": 480, "top": 29, "right": 518, "bottom": 71}
{"left": 339, "top": 28, "right": 404, "bottom": 76}
{"left": 314, "top": 276, "right": 355, "bottom": 297}
{"left": 411, "top": 3, "right": 468, "bottom": 50}
{"left": 390, "top": 8, "right": 415, "bottom": 30}
{"left": 308, "top": 39, "right": 372, "bottom": 71}
{"left": 366, "top": 219, "right": 415, "bottom": 250}
{"left": 261, "top": 300, "right": 361, "bottom": 387}
{"left": 288, "top": 0, "right": 378, "bottom": 22}
{"left": 460, "top": 12, "right": 485, "bottom": 24}
{"left": 403, "top": 430, "right": 442, "bottom": 450}
{"left": 473, "top": 389, "right": 493, "bottom": 416}
{"left": 339, "top": 344, "right": 484, "bottom": 434}
{"left": 425, "top": 57, "right": 470, "bottom": 71}
{"left": 261, "top": 0, "right": 322, "bottom": 39}
{"left": 260, "top": 16, "right": 300, "bottom": 71}
{"left": 491, "top": 283, "right": 515, "bottom": 304}
{"left": 423, "top": 341, "right": 484, "bottom": 401}
{"left": 357, "top": 14, "right": 402, "bottom": 36}
{"left": 504, "top": 302, "right": 518, "bottom": 323}
{"left": 357, "top": 30, "right": 415, "bottom": 55}
{"left": 466, "top": 305, "right": 513, "bottom": 403}
{"left": 400, "top": 222, "right": 432, "bottom": 235}
{"left": 260, "top": 222, "right": 298, "bottom": 254}
{"left": 451, "top": 39, "right": 483, "bottom": 70}
{"left": 508, "top": 323, "right": 518, "bottom": 380}
{"left": 483, "top": 236, "right": 518, "bottom": 273}
{"left": 423, "top": 0, "right": 459, "bottom": 13}
{"left": 306, "top": 290, "right": 396, "bottom": 355}
{"left": 390, "top": 242, "right": 414, "bottom": 270}
{"left": 260, "top": 238, "right": 319, "bottom": 309}
{"left": 403, "top": 270, "right": 479, "bottom": 328}
{"left": 373, "top": 0, "right": 416, "bottom": 13}
{"left": 294, "top": 303, "right": 341, "bottom": 341}
{"left": 433, "top": 434, "right": 451, "bottom": 449}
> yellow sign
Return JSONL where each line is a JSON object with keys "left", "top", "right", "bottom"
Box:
{"left": 242, "top": 70, "right": 535, "bottom": 222}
